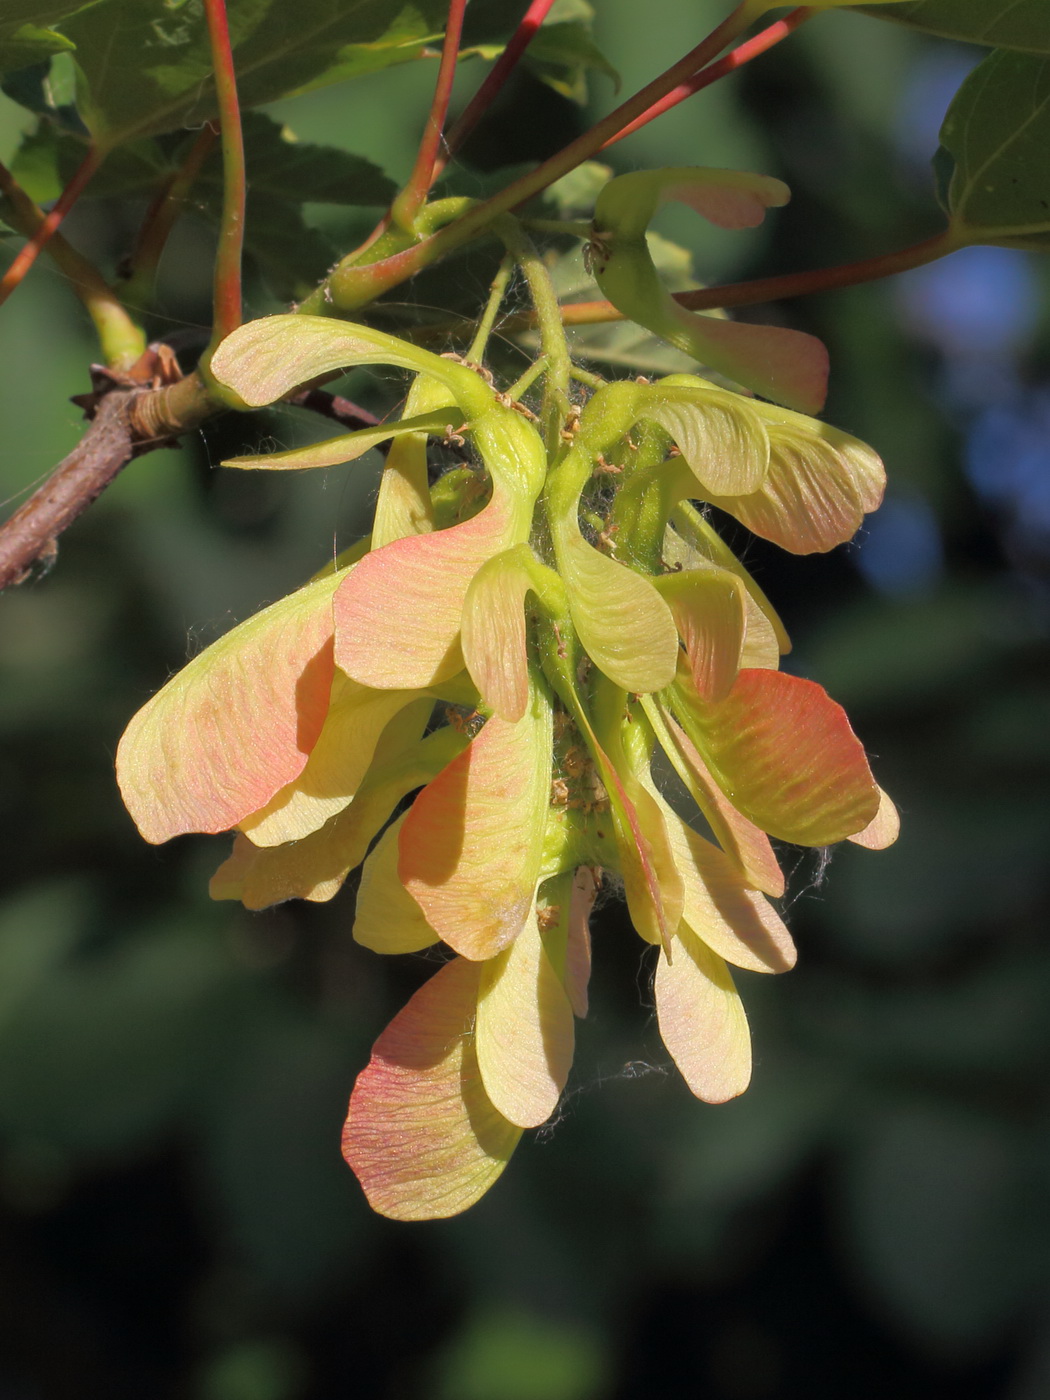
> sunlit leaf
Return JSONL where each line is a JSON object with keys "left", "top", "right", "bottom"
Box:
{"left": 0, "top": 3, "right": 91, "bottom": 73}
{"left": 200, "top": 111, "right": 395, "bottom": 205}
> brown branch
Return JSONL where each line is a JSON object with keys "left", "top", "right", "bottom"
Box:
{"left": 289, "top": 388, "right": 381, "bottom": 431}
{"left": 0, "top": 371, "right": 392, "bottom": 592}
{"left": 0, "top": 368, "right": 217, "bottom": 592}
{"left": 0, "top": 393, "right": 138, "bottom": 589}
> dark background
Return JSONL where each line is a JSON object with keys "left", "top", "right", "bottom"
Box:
{"left": 1, "top": 4, "right": 1049, "bottom": 1396}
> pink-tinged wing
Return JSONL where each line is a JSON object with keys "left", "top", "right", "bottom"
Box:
{"left": 655, "top": 925, "right": 752, "bottom": 1103}
{"left": 708, "top": 423, "right": 885, "bottom": 554}
{"left": 666, "top": 306, "right": 830, "bottom": 418}
{"left": 117, "top": 569, "right": 345, "bottom": 843}
{"left": 664, "top": 501, "right": 792, "bottom": 656}
{"left": 656, "top": 567, "right": 747, "bottom": 703}
{"left": 334, "top": 491, "right": 524, "bottom": 690}
{"left": 210, "top": 716, "right": 461, "bottom": 910}
{"left": 342, "top": 957, "right": 522, "bottom": 1221}
{"left": 354, "top": 814, "right": 439, "bottom": 955}
{"left": 576, "top": 705, "right": 684, "bottom": 953}
{"left": 460, "top": 547, "right": 534, "bottom": 723}
{"left": 650, "top": 703, "right": 784, "bottom": 898}
{"left": 642, "top": 776, "right": 795, "bottom": 974}
{"left": 662, "top": 172, "right": 789, "bottom": 228}
{"left": 399, "top": 690, "right": 552, "bottom": 961}
{"left": 849, "top": 786, "right": 900, "bottom": 850}
{"left": 239, "top": 681, "right": 418, "bottom": 846}
{"left": 684, "top": 669, "right": 879, "bottom": 846}
{"left": 476, "top": 915, "right": 575, "bottom": 1128}
{"left": 644, "top": 393, "right": 770, "bottom": 496}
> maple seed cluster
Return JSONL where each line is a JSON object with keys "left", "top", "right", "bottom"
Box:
{"left": 115, "top": 308, "right": 895, "bottom": 1221}
{"left": 116, "top": 167, "right": 900, "bottom": 1221}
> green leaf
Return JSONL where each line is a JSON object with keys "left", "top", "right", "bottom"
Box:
{"left": 198, "top": 112, "right": 395, "bottom": 207}
{"left": 543, "top": 160, "right": 612, "bottom": 218}
{"left": 0, "top": 24, "right": 74, "bottom": 73}
{"left": 855, "top": 0, "right": 1050, "bottom": 53}
{"left": 0, "top": 2, "right": 96, "bottom": 74}
{"left": 523, "top": 20, "right": 619, "bottom": 104}
{"left": 0, "top": 52, "right": 85, "bottom": 131}
{"left": 59, "top": 0, "right": 450, "bottom": 146}
{"left": 937, "top": 49, "right": 1050, "bottom": 250}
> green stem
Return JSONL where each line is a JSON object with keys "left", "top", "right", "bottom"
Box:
{"left": 0, "top": 160, "right": 146, "bottom": 369}
{"left": 202, "top": 0, "right": 246, "bottom": 353}
{"left": 497, "top": 217, "right": 572, "bottom": 452}
{"left": 570, "top": 367, "right": 606, "bottom": 389}
{"left": 505, "top": 356, "right": 549, "bottom": 403}
{"left": 467, "top": 254, "right": 515, "bottom": 363}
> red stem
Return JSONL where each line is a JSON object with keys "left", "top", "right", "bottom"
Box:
{"left": 203, "top": 0, "right": 246, "bottom": 344}
{"left": 436, "top": 0, "right": 559, "bottom": 178}
{"left": 0, "top": 146, "right": 102, "bottom": 307}
{"left": 604, "top": 7, "right": 813, "bottom": 148}
{"left": 392, "top": 0, "right": 470, "bottom": 230}
{"left": 124, "top": 124, "right": 219, "bottom": 300}
{"left": 550, "top": 230, "right": 960, "bottom": 326}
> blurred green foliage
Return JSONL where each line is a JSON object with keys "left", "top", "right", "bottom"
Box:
{"left": 1, "top": 2, "right": 1050, "bottom": 1397}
